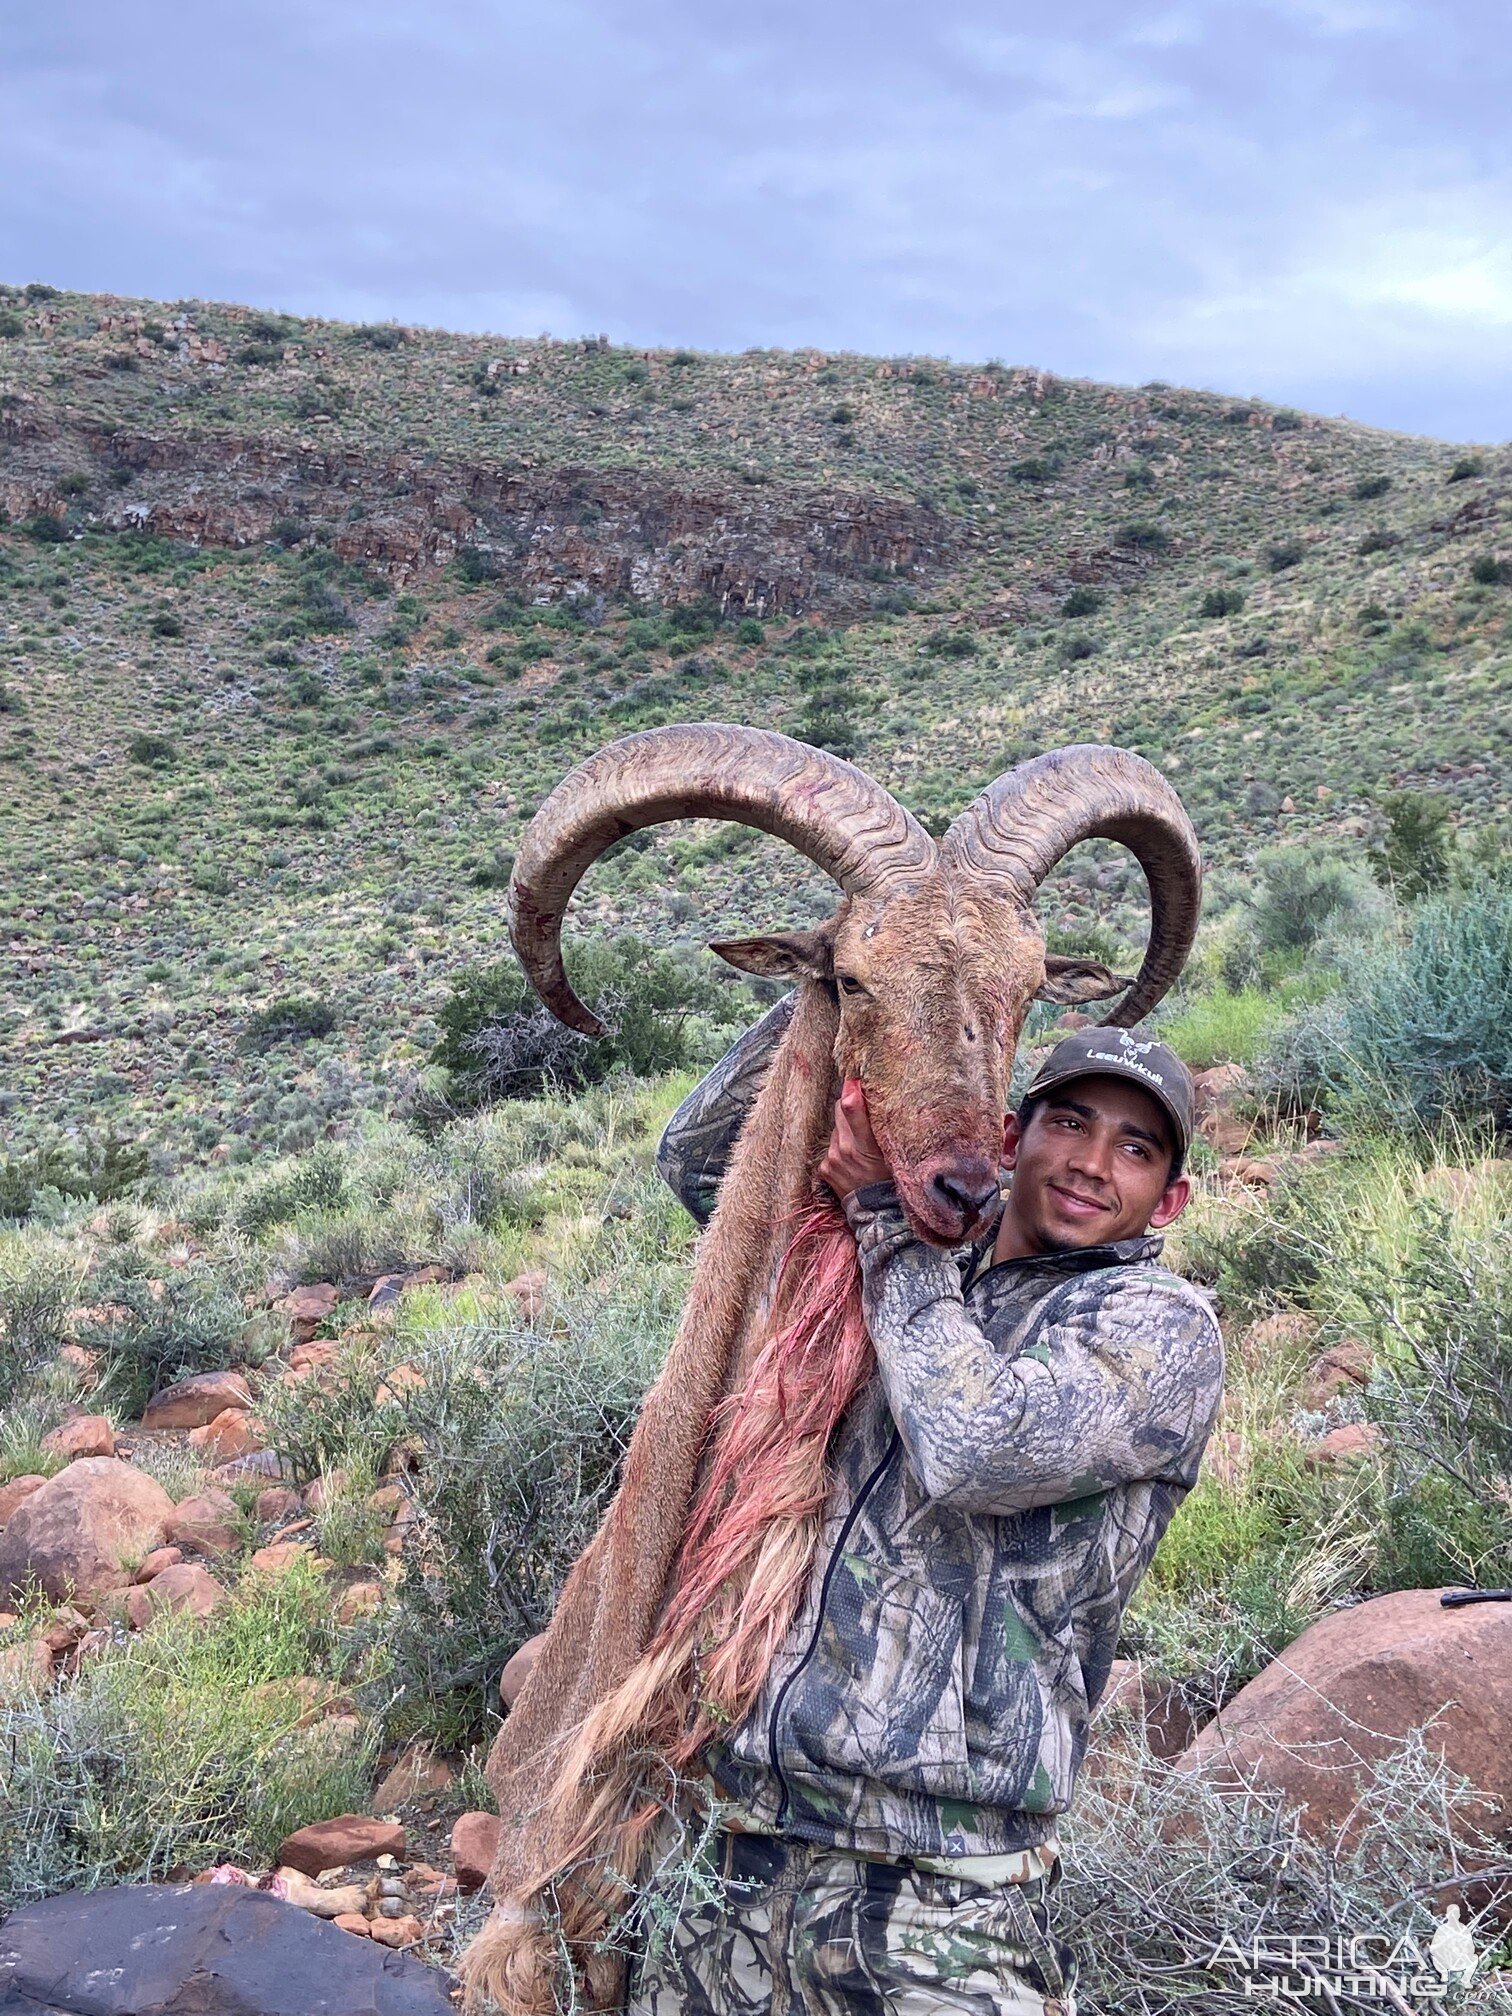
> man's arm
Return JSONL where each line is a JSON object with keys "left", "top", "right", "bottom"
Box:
{"left": 842, "top": 1186, "right": 1224, "bottom": 1514}
{"left": 655, "top": 993, "right": 796, "bottom": 1227}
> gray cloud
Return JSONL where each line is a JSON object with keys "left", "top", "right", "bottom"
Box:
{"left": 1, "top": 0, "right": 1507, "bottom": 439}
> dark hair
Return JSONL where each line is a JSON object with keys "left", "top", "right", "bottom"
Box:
{"left": 1016, "top": 1091, "right": 1183, "bottom": 1182}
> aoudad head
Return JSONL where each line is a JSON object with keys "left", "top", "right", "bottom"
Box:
{"left": 508, "top": 724, "right": 1202, "bottom": 1246}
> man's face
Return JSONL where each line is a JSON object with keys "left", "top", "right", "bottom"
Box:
{"left": 996, "top": 1073, "right": 1191, "bottom": 1258}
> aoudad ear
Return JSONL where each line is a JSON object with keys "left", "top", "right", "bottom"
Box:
{"left": 1034, "top": 953, "right": 1137, "bottom": 1006}
{"left": 709, "top": 928, "right": 833, "bottom": 980}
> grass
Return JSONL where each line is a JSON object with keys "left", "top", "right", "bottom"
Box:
{"left": 0, "top": 1556, "right": 376, "bottom": 1906}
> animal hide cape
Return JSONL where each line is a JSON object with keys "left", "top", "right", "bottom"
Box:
{"left": 463, "top": 983, "right": 857, "bottom": 2015}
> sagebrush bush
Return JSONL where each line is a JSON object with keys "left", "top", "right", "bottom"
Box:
{"left": 0, "top": 1562, "right": 373, "bottom": 1907}
{"left": 1248, "top": 842, "right": 1375, "bottom": 955}
{"left": 79, "top": 1246, "right": 262, "bottom": 1414}
{"left": 1337, "top": 889, "right": 1512, "bottom": 1134}
{"left": 430, "top": 934, "right": 746, "bottom": 1109}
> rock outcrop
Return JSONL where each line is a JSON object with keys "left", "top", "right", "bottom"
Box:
{"left": 0, "top": 1459, "right": 174, "bottom": 1607}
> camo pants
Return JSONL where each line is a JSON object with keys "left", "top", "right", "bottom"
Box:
{"left": 627, "top": 1831, "right": 1078, "bottom": 2016}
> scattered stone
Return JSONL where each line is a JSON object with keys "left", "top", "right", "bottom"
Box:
{"left": 56, "top": 1343, "right": 101, "bottom": 1388}
{"left": 143, "top": 1368, "right": 254, "bottom": 1430}
{"left": 214, "top": 1448, "right": 290, "bottom": 1486}
{"left": 255, "top": 1484, "right": 303, "bottom": 1524}
{"left": 1236, "top": 1312, "right": 1316, "bottom": 1369}
{"left": 450, "top": 1811, "right": 500, "bottom": 1894}
{"left": 168, "top": 1487, "right": 242, "bottom": 1556}
{"left": 368, "top": 1275, "right": 406, "bottom": 1313}
{"left": 188, "top": 1407, "right": 264, "bottom": 1460}
{"left": 1176, "top": 1587, "right": 1512, "bottom": 1842}
{"left": 289, "top": 1339, "right": 339, "bottom": 1373}
{"left": 367, "top": 1914, "right": 425, "bottom": 1949}
{"left": 278, "top": 1815, "right": 406, "bottom": 1878}
{"left": 302, "top": 1469, "right": 348, "bottom": 1513}
{"left": 40, "top": 1413, "right": 117, "bottom": 1461}
{"left": 0, "top": 1457, "right": 174, "bottom": 1607}
{"left": 1191, "top": 1063, "right": 1254, "bottom": 1157}
{"left": 0, "top": 1474, "right": 48, "bottom": 1527}
{"left": 39, "top": 1607, "right": 88, "bottom": 1655}
{"left": 368, "top": 1482, "right": 406, "bottom": 1519}
{"left": 135, "top": 1545, "right": 185, "bottom": 1582}
{"left": 334, "top": 1910, "right": 372, "bottom": 1936}
{"left": 500, "top": 1631, "right": 545, "bottom": 1708}
{"left": 1304, "top": 1421, "right": 1384, "bottom": 1467}
{"left": 335, "top": 1579, "right": 385, "bottom": 1625}
{"left": 1219, "top": 1155, "right": 1280, "bottom": 1188}
{"left": 373, "top": 1363, "right": 426, "bottom": 1405}
{"left": 250, "top": 1540, "right": 319, "bottom": 1575}
{"left": 126, "top": 1562, "right": 227, "bottom": 1628}
{"left": 372, "top": 1741, "right": 454, "bottom": 1811}
{"left": 0, "top": 1883, "right": 456, "bottom": 2014}
{"left": 278, "top": 1281, "right": 341, "bottom": 1325}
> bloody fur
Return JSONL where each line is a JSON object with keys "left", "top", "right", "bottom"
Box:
{"left": 467, "top": 1201, "right": 873, "bottom": 2013}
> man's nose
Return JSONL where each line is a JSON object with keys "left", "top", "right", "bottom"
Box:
{"left": 1068, "top": 1130, "right": 1112, "bottom": 1180}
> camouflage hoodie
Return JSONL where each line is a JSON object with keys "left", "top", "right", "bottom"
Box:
{"left": 657, "top": 997, "right": 1224, "bottom": 1860}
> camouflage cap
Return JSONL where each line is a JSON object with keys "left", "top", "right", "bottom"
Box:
{"left": 1021, "top": 1025, "right": 1194, "bottom": 1173}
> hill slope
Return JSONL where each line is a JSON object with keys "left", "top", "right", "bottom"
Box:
{"left": 0, "top": 282, "right": 1507, "bottom": 1162}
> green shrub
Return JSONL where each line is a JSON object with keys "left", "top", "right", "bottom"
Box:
{"left": 430, "top": 936, "right": 732, "bottom": 1108}
{"left": 240, "top": 994, "right": 337, "bottom": 1052}
{"left": 1368, "top": 790, "right": 1452, "bottom": 900}
{"left": 0, "top": 1561, "right": 373, "bottom": 1904}
{"left": 1337, "top": 890, "right": 1512, "bottom": 1133}
{"left": 1352, "top": 474, "right": 1392, "bottom": 499}
{"left": 1249, "top": 842, "right": 1372, "bottom": 954}
{"left": 0, "top": 1237, "right": 84, "bottom": 1393}
{"left": 127, "top": 732, "right": 176, "bottom": 767}
{"left": 1118, "top": 520, "right": 1170, "bottom": 552}
{"left": 1059, "top": 586, "right": 1103, "bottom": 618}
{"left": 1470, "top": 552, "right": 1510, "bottom": 586}
{"left": 1357, "top": 528, "right": 1401, "bottom": 556}
{"left": 80, "top": 1248, "right": 260, "bottom": 1415}
{"left": 1447, "top": 454, "right": 1485, "bottom": 482}
{"left": 148, "top": 611, "right": 183, "bottom": 638}
{"left": 1159, "top": 986, "right": 1284, "bottom": 1070}
{"left": 1199, "top": 586, "right": 1244, "bottom": 618}
{"left": 0, "top": 311, "right": 23, "bottom": 339}
{"left": 24, "top": 515, "right": 66, "bottom": 545}
{"left": 1265, "top": 539, "right": 1304, "bottom": 572}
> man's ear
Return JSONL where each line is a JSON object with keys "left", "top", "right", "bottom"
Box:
{"left": 709, "top": 928, "right": 833, "bottom": 980}
{"left": 1148, "top": 1175, "right": 1192, "bottom": 1230}
{"left": 1034, "top": 954, "right": 1137, "bottom": 1006}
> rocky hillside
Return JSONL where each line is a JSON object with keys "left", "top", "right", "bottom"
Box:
{"left": 0, "top": 280, "right": 1508, "bottom": 1160}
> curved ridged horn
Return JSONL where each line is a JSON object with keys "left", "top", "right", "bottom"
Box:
{"left": 942, "top": 744, "right": 1201, "bottom": 1027}
{"left": 510, "top": 724, "right": 937, "bottom": 1034}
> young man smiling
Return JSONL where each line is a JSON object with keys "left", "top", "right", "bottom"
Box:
{"left": 639, "top": 1011, "right": 1224, "bottom": 2016}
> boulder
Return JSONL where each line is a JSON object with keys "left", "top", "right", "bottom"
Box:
{"left": 188, "top": 1408, "right": 264, "bottom": 1460}
{"left": 0, "top": 1883, "right": 455, "bottom": 2014}
{"left": 372, "top": 1741, "right": 454, "bottom": 1811}
{"left": 367, "top": 1915, "right": 425, "bottom": 1950}
{"left": 167, "top": 1488, "right": 242, "bottom": 1556}
{"left": 0, "top": 1458, "right": 174, "bottom": 1607}
{"left": 1175, "top": 1588, "right": 1512, "bottom": 1841}
{"left": 142, "top": 1368, "right": 254, "bottom": 1430}
{"left": 135, "top": 1546, "right": 185, "bottom": 1582}
{"left": 40, "top": 1414, "right": 116, "bottom": 1461}
{"left": 278, "top": 1814, "right": 406, "bottom": 1877}
{"left": 255, "top": 1485, "right": 302, "bottom": 1524}
{"left": 250, "top": 1540, "right": 319, "bottom": 1575}
{"left": 499, "top": 1631, "right": 545, "bottom": 1708}
{"left": 1303, "top": 1421, "right": 1383, "bottom": 1467}
{"left": 0, "top": 1475, "right": 48, "bottom": 1528}
{"left": 125, "top": 1562, "right": 226, "bottom": 1628}
{"left": 450, "top": 1811, "right": 500, "bottom": 1894}
{"left": 1300, "top": 1338, "right": 1374, "bottom": 1409}
{"left": 0, "top": 1638, "right": 54, "bottom": 1704}
{"left": 335, "top": 1579, "right": 384, "bottom": 1626}
{"left": 504, "top": 1268, "right": 548, "bottom": 1322}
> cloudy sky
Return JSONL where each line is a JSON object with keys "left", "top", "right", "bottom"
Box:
{"left": 3, "top": 1, "right": 1508, "bottom": 441}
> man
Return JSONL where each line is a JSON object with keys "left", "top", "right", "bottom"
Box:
{"left": 634, "top": 1002, "right": 1224, "bottom": 2016}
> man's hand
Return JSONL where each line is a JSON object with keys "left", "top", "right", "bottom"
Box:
{"left": 817, "top": 1078, "right": 893, "bottom": 1202}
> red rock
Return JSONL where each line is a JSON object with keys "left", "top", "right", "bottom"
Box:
{"left": 1301, "top": 1339, "right": 1374, "bottom": 1409}
{"left": 124, "top": 1561, "right": 226, "bottom": 1627}
{"left": 1085, "top": 1656, "right": 1196, "bottom": 1780}
{"left": 56, "top": 1343, "right": 101, "bottom": 1388}
{"left": 335, "top": 1579, "right": 384, "bottom": 1626}
{"left": 333, "top": 1910, "right": 372, "bottom": 1936}
{"left": 367, "top": 1482, "right": 406, "bottom": 1519}
{"left": 277, "top": 1814, "right": 406, "bottom": 1877}
{"left": 302, "top": 1470, "right": 348, "bottom": 1513}
{"left": 1304, "top": 1421, "right": 1383, "bottom": 1466}
{"left": 39, "top": 1607, "right": 88, "bottom": 1655}
{"left": 255, "top": 1485, "right": 302, "bottom": 1524}
{"left": 499, "top": 1632, "right": 545, "bottom": 1709}
{"left": 373, "top": 1364, "right": 425, "bottom": 1405}
{"left": 249, "top": 1540, "right": 321, "bottom": 1575}
{"left": 367, "top": 1914, "right": 424, "bottom": 1949}
{"left": 0, "top": 1458, "right": 174, "bottom": 1607}
{"left": 0, "top": 1639, "right": 54, "bottom": 1701}
{"left": 450, "top": 1811, "right": 500, "bottom": 1894}
{"left": 41, "top": 1414, "right": 116, "bottom": 1461}
{"left": 1221, "top": 1156, "right": 1281, "bottom": 1188}
{"left": 135, "top": 1545, "right": 184, "bottom": 1582}
{"left": 142, "top": 1369, "right": 253, "bottom": 1430}
{"left": 1192, "top": 1063, "right": 1255, "bottom": 1157}
{"left": 0, "top": 1475, "right": 48, "bottom": 1527}
{"left": 167, "top": 1488, "right": 242, "bottom": 1557}
{"left": 372, "top": 1741, "right": 454, "bottom": 1810}
{"left": 213, "top": 1448, "right": 288, "bottom": 1486}
{"left": 1176, "top": 1588, "right": 1512, "bottom": 1842}
{"left": 188, "top": 1408, "right": 264, "bottom": 1460}
{"left": 277, "top": 1283, "right": 340, "bottom": 1342}
{"left": 505, "top": 1269, "right": 548, "bottom": 1322}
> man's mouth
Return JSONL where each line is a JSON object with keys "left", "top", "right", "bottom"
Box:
{"left": 1047, "top": 1182, "right": 1107, "bottom": 1219}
